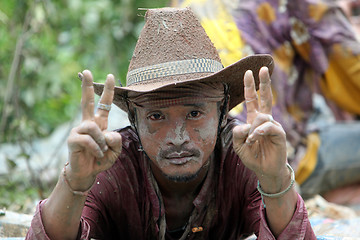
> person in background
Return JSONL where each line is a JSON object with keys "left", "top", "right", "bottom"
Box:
{"left": 25, "top": 7, "right": 315, "bottom": 239}
{"left": 173, "top": 0, "right": 360, "bottom": 201}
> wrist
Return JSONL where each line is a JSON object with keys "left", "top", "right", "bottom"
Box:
{"left": 257, "top": 163, "right": 294, "bottom": 197}
{"left": 63, "top": 162, "right": 95, "bottom": 195}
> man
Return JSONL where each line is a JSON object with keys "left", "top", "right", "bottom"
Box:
{"left": 173, "top": 0, "right": 360, "bottom": 200}
{"left": 26, "top": 8, "right": 315, "bottom": 239}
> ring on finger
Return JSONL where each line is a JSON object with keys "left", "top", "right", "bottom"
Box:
{"left": 98, "top": 103, "right": 111, "bottom": 111}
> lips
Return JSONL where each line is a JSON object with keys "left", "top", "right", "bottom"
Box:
{"left": 165, "top": 152, "right": 193, "bottom": 165}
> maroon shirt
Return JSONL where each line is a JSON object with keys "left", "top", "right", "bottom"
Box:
{"left": 26, "top": 119, "right": 315, "bottom": 239}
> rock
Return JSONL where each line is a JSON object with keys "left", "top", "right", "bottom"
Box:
{"left": 0, "top": 210, "right": 32, "bottom": 238}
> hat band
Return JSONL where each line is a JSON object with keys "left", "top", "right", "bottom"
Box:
{"left": 126, "top": 58, "right": 223, "bottom": 86}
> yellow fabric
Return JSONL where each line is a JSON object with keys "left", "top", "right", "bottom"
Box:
{"left": 178, "top": 0, "right": 244, "bottom": 67}
{"left": 308, "top": 3, "right": 329, "bottom": 22}
{"left": 320, "top": 44, "right": 360, "bottom": 114}
{"left": 295, "top": 133, "right": 321, "bottom": 185}
{"left": 229, "top": 103, "right": 244, "bottom": 117}
{"left": 287, "top": 104, "right": 306, "bottom": 123}
{"left": 257, "top": 2, "right": 276, "bottom": 24}
{"left": 272, "top": 42, "right": 295, "bottom": 74}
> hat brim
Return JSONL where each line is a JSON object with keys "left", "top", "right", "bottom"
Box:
{"left": 93, "top": 54, "right": 274, "bottom": 112}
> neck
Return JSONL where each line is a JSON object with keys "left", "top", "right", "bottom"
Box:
{"left": 150, "top": 157, "right": 212, "bottom": 199}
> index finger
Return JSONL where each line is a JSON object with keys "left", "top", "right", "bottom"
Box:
{"left": 80, "top": 70, "right": 95, "bottom": 121}
{"left": 259, "top": 67, "right": 272, "bottom": 115}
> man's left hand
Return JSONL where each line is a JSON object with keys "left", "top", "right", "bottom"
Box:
{"left": 232, "top": 67, "right": 290, "bottom": 192}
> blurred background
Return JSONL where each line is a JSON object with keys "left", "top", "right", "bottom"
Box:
{"left": 0, "top": 0, "right": 169, "bottom": 215}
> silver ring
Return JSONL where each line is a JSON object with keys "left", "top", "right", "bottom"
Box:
{"left": 97, "top": 103, "right": 111, "bottom": 111}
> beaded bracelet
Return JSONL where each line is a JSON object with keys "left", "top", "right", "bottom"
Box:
{"left": 62, "top": 162, "right": 91, "bottom": 197}
{"left": 257, "top": 163, "right": 295, "bottom": 199}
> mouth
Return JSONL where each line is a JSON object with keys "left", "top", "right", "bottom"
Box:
{"left": 165, "top": 152, "right": 194, "bottom": 165}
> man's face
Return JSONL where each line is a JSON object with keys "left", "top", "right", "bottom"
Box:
{"left": 135, "top": 101, "right": 220, "bottom": 182}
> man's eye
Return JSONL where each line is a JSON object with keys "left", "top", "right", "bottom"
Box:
{"left": 148, "top": 113, "right": 164, "bottom": 121}
{"left": 188, "top": 111, "right": 201, "bottom": 118}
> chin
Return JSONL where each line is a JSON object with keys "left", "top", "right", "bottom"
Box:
{"left": 162, "top": 157, "right": 212, "bottom": 183}
{"left": 163, "top": 171, "right": 200, "bottom": 183}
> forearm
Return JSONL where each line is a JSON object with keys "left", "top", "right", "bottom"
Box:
{"left": 257, "top": 165, "right": 298, "bottom": 237}
{"left": 263, "top": 188, "right": 298, "bottom": 237}
{"left": 41, "top": 169, "right": 91, "bottom": 240}
{"left": 34, "top": 70, "right": 121, "bottom": 240}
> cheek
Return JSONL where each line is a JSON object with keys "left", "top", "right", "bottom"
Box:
{"left": 195, "top": 117, "right": 218, "bottom": 147}
{"left": 138, "top": 122, "right": 162, "bottom": 157}
{"left": 138, "top": 122, "right": 149, "bottom": 138}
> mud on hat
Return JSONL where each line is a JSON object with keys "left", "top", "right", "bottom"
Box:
{"left": 93, "top": 7, "right": 274, "bottom": 112}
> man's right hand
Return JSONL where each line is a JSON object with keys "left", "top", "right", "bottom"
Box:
{"left": 66, "top": 70, "right": 122, "bottom": 192}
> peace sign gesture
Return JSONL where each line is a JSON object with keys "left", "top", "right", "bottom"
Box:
{"left": 232, "top": 67, "right": 288, "bottom": 185}
{"left": 66, "top": 70, "right": 122, "bottom": 191}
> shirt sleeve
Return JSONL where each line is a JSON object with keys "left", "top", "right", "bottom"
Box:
{"left": 257, "top": 193, "right": 316, "bottom": 239}
{"left": 25, "top": 200, "right": 91, "bottom": 240}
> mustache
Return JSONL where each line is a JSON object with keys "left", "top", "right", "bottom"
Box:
{"left": 159, "top": 147, "right": 201, "bottom": 159}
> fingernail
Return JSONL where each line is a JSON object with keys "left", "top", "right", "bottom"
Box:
{"left": 78, "top": 72, "right": 83, "bottom": 80}
{"left": 98, "top": 150, "right": 104, "bottom": 158}
{"left": 102, "top": 145, "right": 108, "bottom": 152}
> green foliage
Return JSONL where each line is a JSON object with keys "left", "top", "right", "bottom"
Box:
{"left": 0, "top": 172, "right": 53, "bottom": 214}
{"left": 0, "top": 0, "right": 169, "bottom": 143}
{"left": 0, "top": 177, "right": 37, "bottom": 214}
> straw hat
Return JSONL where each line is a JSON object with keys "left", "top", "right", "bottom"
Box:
{"left": 93, "top": 7, "right": 274, "bottom": 112}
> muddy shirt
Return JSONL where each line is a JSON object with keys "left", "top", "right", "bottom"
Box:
{"left": 26, "top": 119, "right": 315, "bottom": 239}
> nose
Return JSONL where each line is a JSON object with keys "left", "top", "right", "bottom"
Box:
{"left": 166, "top": 120, "right": 190, "bottom": 146}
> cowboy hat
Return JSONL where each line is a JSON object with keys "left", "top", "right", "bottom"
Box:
{"left": 93, "top": 7, "right": 274, "bottom": 112}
